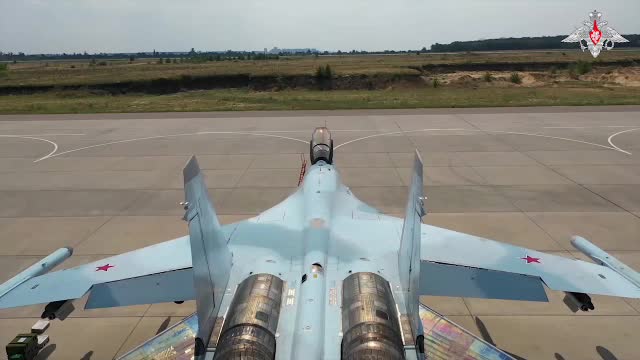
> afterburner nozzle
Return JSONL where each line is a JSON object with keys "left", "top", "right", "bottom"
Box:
{"left": 310, "top": 127, "right": 333, "bottom": 165}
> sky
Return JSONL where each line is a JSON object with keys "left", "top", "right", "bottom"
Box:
{"left": 1, "top": 0, "right": 639, "bottom": 54}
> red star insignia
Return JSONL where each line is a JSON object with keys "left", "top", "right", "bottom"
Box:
{"left": 521, "top": 255, "right": 541, "bottom": 264}
{"left": 96, "top": 264, "right": 115, "bottom": 272}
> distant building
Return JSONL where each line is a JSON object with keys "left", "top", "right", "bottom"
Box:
{"left": 268, "top": 47, "right": 318, "bottom": 54}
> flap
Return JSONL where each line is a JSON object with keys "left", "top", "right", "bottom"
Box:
{"left": 420, "top": 261, "right": 548, "bottom": 302}
{"left": 86, "top": 268, "right": 195, "bottom": 309}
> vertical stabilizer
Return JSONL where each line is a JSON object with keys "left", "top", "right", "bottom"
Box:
{"left": 183, "top": 156, "right": 232, "bottom": 355}
{"left": 398, "top": 150, "right": 425, "bottom": 347}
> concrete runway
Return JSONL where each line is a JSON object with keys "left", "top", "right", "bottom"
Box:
{"left": 1, "top": 107, "right": 640, "bottom": 359}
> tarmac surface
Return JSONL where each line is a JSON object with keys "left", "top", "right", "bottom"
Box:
{"left": 1, "top": 106, "right": 640, "bottom": 359}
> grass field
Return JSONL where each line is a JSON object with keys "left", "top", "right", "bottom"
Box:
{"left": 2, "top": 86, "right": 639, "bottom": 114}
{"left": 2, "top": 51, "right": 640, "bottom": 87}
{"left": 2, "top": 51, "right": 640, "bottom": 113}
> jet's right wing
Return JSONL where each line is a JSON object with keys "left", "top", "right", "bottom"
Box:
{"left": 420, "top": 225, "right": 640, "bottom": 300}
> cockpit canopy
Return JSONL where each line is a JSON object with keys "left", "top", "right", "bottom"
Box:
{"left": 310, "top": 127, "right": 333, "bottom": 165}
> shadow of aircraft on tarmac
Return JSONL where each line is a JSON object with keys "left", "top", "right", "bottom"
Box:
{"left": 156, "top": 316, "right": 172, "bottom": 335}
{"left": 596, "top": 346, "right": 619, "bottom": 360}
{"left": 35, "top": 344, "right": 56, "bottom": 360}
{"left": 475, "top": 317, "right": 528, "bottom": 360}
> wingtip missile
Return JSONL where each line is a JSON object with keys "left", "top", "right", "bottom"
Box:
{"left": 571, "top": 236, "right": 640, "bottom": 288}
{"left": 0, "top": 247, "right": 73, "bottom": 299}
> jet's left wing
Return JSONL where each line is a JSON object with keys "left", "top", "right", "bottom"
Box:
{"left": 0, "top": 236, "right": 193, "bottom": 310}
{"left": 420, "top": 225, "right": 640, "bottom": 299}
{"left": 0, "top": 156, "right": 236, "bottom": 312}
{"left": 0, "top": 155, "right": 300, "bottom": 318}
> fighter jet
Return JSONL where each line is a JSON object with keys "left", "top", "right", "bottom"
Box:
{"left": 2, "top": 127, "right": 640, "bottom": 360}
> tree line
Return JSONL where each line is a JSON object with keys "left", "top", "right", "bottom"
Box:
{"left": 0, "top": 48, "right": 431, "bottom": 62}
{"left": 0, "top": 50, "right": 282, "bottom": 62}
{"left": 430, "top": 35, "right": 640, "bottom": 52}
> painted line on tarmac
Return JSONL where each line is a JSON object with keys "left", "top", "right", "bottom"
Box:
{"left": 189, "top": 129, "right": 390, "bottom": 134}
{"left": 35, "top": 131, "right": 308, "bottom": 163}
{"left": 543, "top": 126, "right": 637, "bottom": 129}
{"left": 0, "top": 133, "right": 85, "bottom": 136}
{"left": 334, "top": 128, "right": 470, "bottom": 149}
{"left": 0, "top": 135, "right": 59, "bottom": 162}
{"left": 334, "top": 128, "right": 626, "bottom": 153}
{"left": 607, "top": 128, "right": 640, "bottom": 156}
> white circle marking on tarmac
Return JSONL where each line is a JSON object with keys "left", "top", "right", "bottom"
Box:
{"left": 607, "top": 128, "right": 640, "bottom": 156}
{"left": 35, "top": 131, "right": 308, "bottom": 162}
{"left": 334, "top": 128, "right": 627, "bottom": 153}
{"left": 0, "top": 135, "right": 59, "bottom": 162}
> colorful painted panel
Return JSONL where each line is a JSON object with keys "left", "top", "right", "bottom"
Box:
{"left": 117, "top": 314, "right": 198, "bottom": 360}
{"left": 119, "top": 305, "right": 512, "bottom": 360}
{"left": 420, "top": 306, "right": 513, "bottom": 360}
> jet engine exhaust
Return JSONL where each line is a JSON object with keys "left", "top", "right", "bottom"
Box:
{"left": 341, "top": 272, "right": 405, "bottom": 360}
{"left": 310, "top": 127, "right": 333, "bottom": 165}
{"left": 213, "top": 273, "right": 283, "bottom": 360}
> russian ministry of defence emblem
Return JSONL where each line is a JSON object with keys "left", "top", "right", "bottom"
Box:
{"left": 562, "top": 10, "right": 628, "bottom": 58}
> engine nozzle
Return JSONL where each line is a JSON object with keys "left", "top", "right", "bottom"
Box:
{"left": 213, "top": 274, "right": 284, "bottom": 360}
{"left": 341, "top": 272, "right": 405, "bottom": 360}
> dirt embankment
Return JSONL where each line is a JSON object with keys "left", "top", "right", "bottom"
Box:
{"left": 435, "top": 67, "right": 640, "bottom": 88}
{"left": 0, "top": 73, "right": 423, "bottom": 95}
{"left": 0, "top": 59, "right": 639, "bottom": 95}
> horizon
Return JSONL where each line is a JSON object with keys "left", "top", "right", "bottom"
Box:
{"left": 5, "top": 34, "right": 640, "bottom": 57}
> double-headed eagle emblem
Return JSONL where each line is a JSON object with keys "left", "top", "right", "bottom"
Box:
{"left": 562, "top": 10, "right": 628, "bottom": 58}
